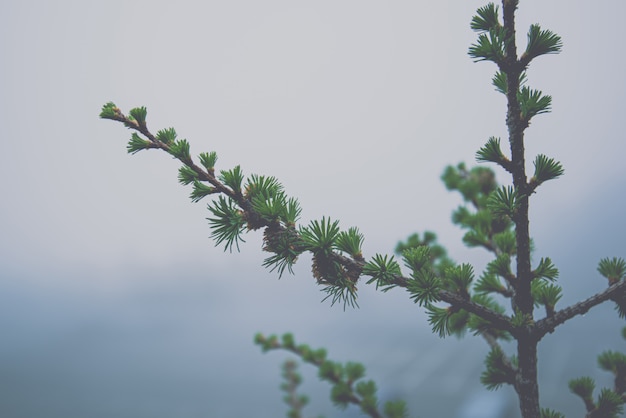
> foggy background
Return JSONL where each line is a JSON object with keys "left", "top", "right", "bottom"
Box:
{"left": 1, "top": 1, "right": 625, "bottom": 417}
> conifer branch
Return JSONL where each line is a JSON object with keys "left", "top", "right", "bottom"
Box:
{"left": 255, "top": 333, "right": 407, "bottom": 418}
{"left": 535, "top": 281, "right": 626, "bottom": 339}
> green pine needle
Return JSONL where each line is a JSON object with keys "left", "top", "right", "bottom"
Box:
{"left": 199, "top": 151, "right": 218, "bottom": 173}
{"left": 99, "top": 101, "right": 120, "bottom": 119}
{"left": 320, "top": 281, "right": 359, "bottom": 309}
{"left": 219, "top": 165, "right": 244, "bottom": 194}
{"left": 126, "top": 132, "right": 154, "bottom": 154}
{"left": 569, "top": 376, "right": 595, "bottom": 400}
{"left": 467, "top": 294, "right": 510, "bottom": 340}
{"left": 532, "top": 154, "right": 564, "bottom": 185}
{"left": 251, "top": 191, "right": 287, "bottom": 223}
{"left": 518, "top": 86, "right": 552, "bottom": 121}
{"left": 407, "top": 269, "right": 442, "bottom": 306}
{"left": 427, "top": 305, "right": 453, "bottom": 338}
{"left": 190, "top": 180, "right": 216, "bottom": 203}
{"left": 511, "top": 310, "right": 533, "bottom": 327}
{"left": 128, "top": 106, "right": 147, "bottom": 126}
{"left": 168, "top": 139, "right": 192, "bottom": 162}
{"left": 532, "top": 281, "right": 562, "bottom": 309}
{"left": 474, "top": 273, "right": 506, "bottom": 295}
{"left": 598, "top": 350, "right": 626, "bottom": 375}
{"left": 207, "top": 196, "right": 246, "bottom": 252}
{"left": 487, "top": 186, "right": 519, "bottom": 218}
{"left": 300, "top": 217, "right": 341, "bottom": 252}
{"left": 156, "top": 127, "right": 177, "bottom": 145}
{"left": 177, "top": 165, "right": 198, "bottom": 186}
{"left": 540, "top": 408, "right": 565, "bottom": 418}
{"left": 493, "top": 230, "right": 516, "bottom": 255}
{"left": 335, "top": 227, "right": 364, "bottom": 259}
{"left": 262, "top": 252, "right": 297, "bottom": 277}
{"left": 598, "top": 257, "right": 626, "bottom": 284}
{"left": 523, "top": 24, "right": 563, "bottom": 63}
{"left": 491, "top": 71, "right": 527, "bottom": 95}
{"left": 487, "top": 254, "right": 513, "bottom": 279}
{"left": 384, "top": 400, "right": 408, "bottom": 418}
{"left": 282, "top": 197, "right": 302, "bottom": 226}
{"left": 401, "top": 246, "right": 432, "bottom": 273}
{"left": 481, "top": 347, "right": 516, "bottom": 390}
{"left": 468, "top": 28, "right": 507, "bottom": 63}
{"left": 476, "top": 137, "right": 505, "bottom": 164}
{"left": 596, "top": 388, "right": 625, "bottom": 417}
{"left": 444, "top": 263, "right": 474, "bottom": 293}
{"left": 363, "top": 254, "right": 401, "bottom": 289}
{"left": 470, "top": 3, "right": 501, "bottom": 32}
{"left": 533, "top": 257, "right": 559, "bottom": 281}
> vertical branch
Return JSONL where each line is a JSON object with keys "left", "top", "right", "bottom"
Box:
{"left": 502, "top": 2, "right": 539, "bottom": 417}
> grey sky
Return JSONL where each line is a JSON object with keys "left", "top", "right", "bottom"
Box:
{"left": 1, "top": 1, "right": 625, "bottom": 417}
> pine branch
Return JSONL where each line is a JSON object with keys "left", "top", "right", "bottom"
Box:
{"left": 255, "top": 333, "right": 407, "bottom": 418}
{"left": 535, "top": 281, "right": 626, "bottom": 338}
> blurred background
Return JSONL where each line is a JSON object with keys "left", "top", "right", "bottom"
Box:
{"left": 1, "top": 1, "right": 625, "bottom": 417}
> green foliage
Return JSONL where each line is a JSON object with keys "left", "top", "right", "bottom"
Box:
{"left": 444, "top": 263, "right": 474, "bottom": 295}
{"left": 128, "top": 106, "right": 147, "bottom": 127}
{"left": 254, "top": 333, "right": 407, "bottom": 418}
{"left": 442, "top": 163, "right": 498, "bottom": 204}
{"left": 168, "top": 138, "right": 192, "bottom": 163}
{"left": 598, "top": 349, "right": 626, "bottom": 407}
{"left": 156, "top": 127, "right": 177, "bottom": 145}
{"left": 467, "top": 294, "right": 510, "bottom": 340}
{"left": 407, "top": 268, "right": 441, "bottom": 307}
{"left": 598, "top": 257, "right": 626, "bottom": 285}
{"left": 427, "top": 305, "right": 454, "bottom": 338}
{"left": 177, "top": 165, "right": 198, "bottom": 186}
{"left": 219, "top": 165, "right": 244, "bottom": 195}
{"left": 596, "top": 388, "right": 624, "bottom": 418}
{"left": 190, "top": 180, "right": 216, "bottom": 203}
{"left": 335, "top": 227, "right": 364, "bottom": 259}
{"left": 395, "top": 231, "right": 452, "bottom": 276}
{"left": 474, "top": 273, "right": 507, "bottom": 295}
{"left": 531, "top": 154, "right": 564, "bottom": 186}
{"left": 100, "top": 3, "right": 626, "bottom": 417}
{"left": 468, "top": 27, "right": 507, "bottom": 63}
{"left": 518, "top": 86, "right": 552, "bottom": 121}
{"left": 570, "top": 328, "right": 626, "bottom": 416}
{"left": 493, "top": 230, "right": 516, "bottom": 255}
{"left": 569, "top": 376, "right": 595, "bottom": 400}
{"left": 206, "top": 196, "right": 246, "bottom": 252}
{"left": 487, "top": 185, "right": 519, "bottom": 218}
{"left": 401, "top": 246, "right": 432, "bottom": 273}
{"left": 486, "top": 254, "right": 513, "bottom": 279}
{"left": 127, "top": 132, "right": 153, "bottom": 154}
{"left": 99, "top": 101, "right": 119, "bottom": 119}
{"left": 470, "top": 3, "right": 501, "bottom": 32}
{"left": 300, "top": 217, "right": 340, "bottom": 253}
{"left": 363, "top": 254, "right": 401, "bottom": 290}
{"left": 540, "top": 408, "right": 565, "bottom": 418}
{"left": 476, "top": 136, "right": 506, "bottom": 164}
{"left": 262, "top": 226, "right": 302, "bottom": 277}
{"left": 491, "top": 71, "right": 527, "bottom": 95}
{"left": 199, "top": 151, "right": 217, "bottom": 173}
{"left": 510, "top": 310, "right": 533, "bottom": 328}
{"left": 533, "top": 257, "right": 559, "bottom": 281}
{"left": 522, "top": 24, "right": 563, "bottom": 63}
{"left": 280, "top": 360, "right": 311, "bottom": 418}
{"left": 531, "top": 281, "right": 562, "bottom": 315}
{"left": 481, "top": 347, "right": 516, "bottom": 390}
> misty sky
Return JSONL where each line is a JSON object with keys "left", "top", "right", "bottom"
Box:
{"left": 1, "top": 1, "right": 625, "bottom": 417}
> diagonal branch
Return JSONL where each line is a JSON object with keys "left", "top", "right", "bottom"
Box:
{"left": 535, "top": 281, "right": 626, "bottom": 339}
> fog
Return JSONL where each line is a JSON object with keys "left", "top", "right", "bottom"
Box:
{"left": 1, "top": 0, "right": 625, "bottom": 417}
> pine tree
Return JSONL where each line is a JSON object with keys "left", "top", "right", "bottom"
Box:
{"left": 100, "top": 2, "right": 626, "bottom": 417}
